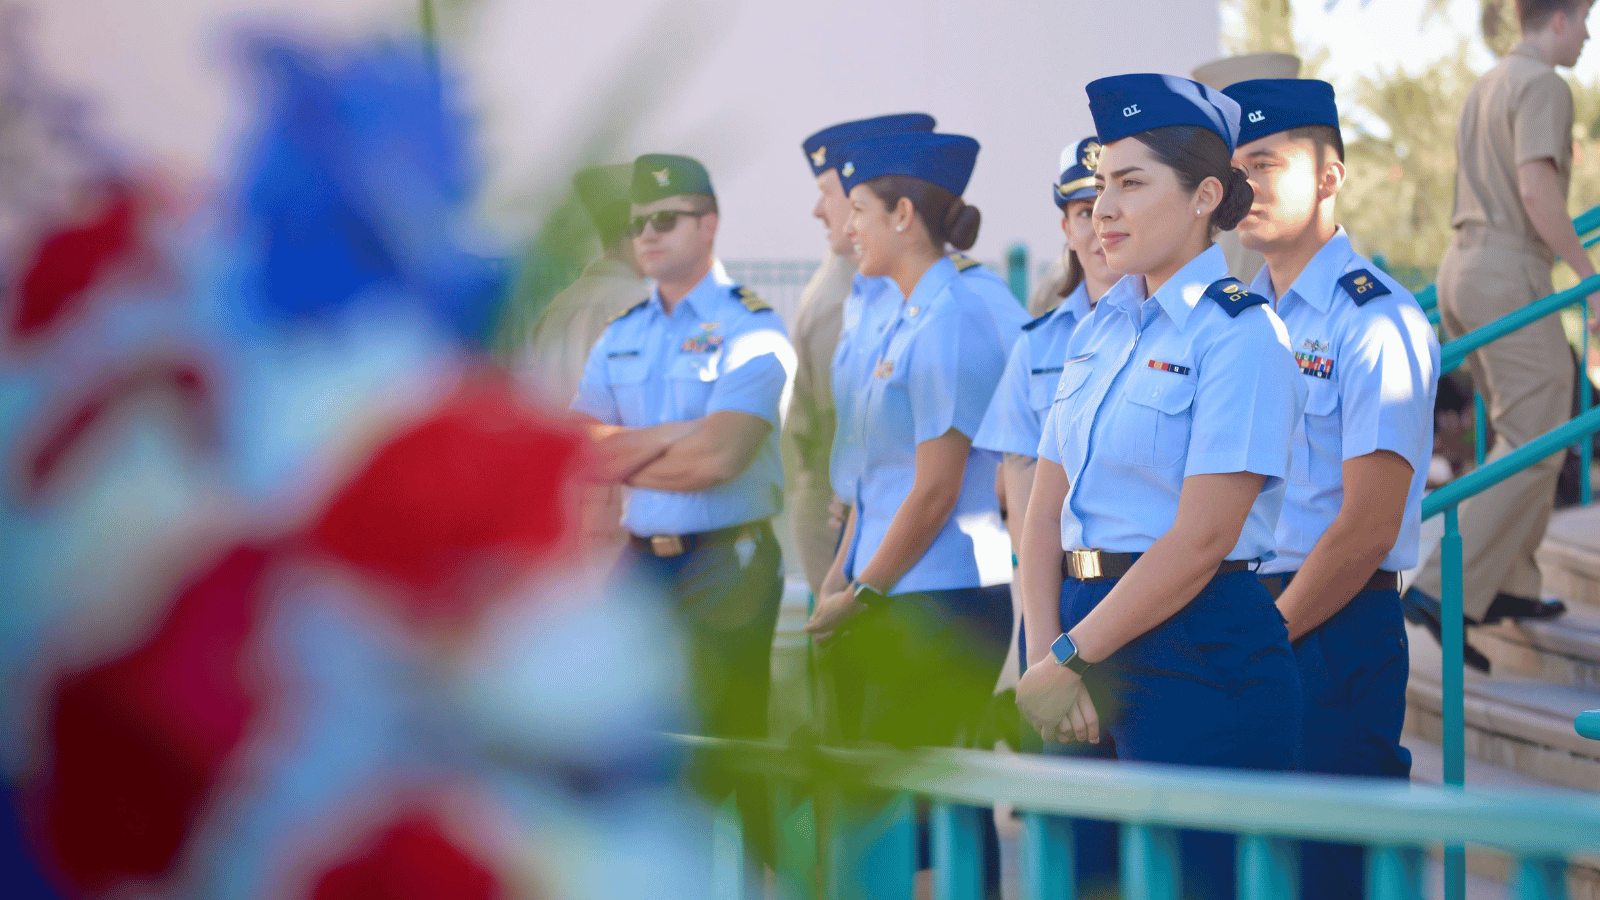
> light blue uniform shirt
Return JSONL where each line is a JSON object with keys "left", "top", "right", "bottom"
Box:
{"left": 573, "top": 264, "right": 797, "bottom": 536}
{"left": 1038, "top": 245, "right": 1306, "bottom": 560}
{"left": 842, "top": 256, "right": 1012, "bottom": 591}
{"left": 973, "top": 282, "right": 1095, "bottom": 457}
{"left": 830, "top": 255, "right": 1026, "bottom": 499}
{"left": 1249, "top": 229, "right": 1441, "bottom": 574}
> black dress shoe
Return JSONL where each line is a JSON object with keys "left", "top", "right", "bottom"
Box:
{"left": 1400, "top": 587, "right": 1492, "bottom": 673}
{"left": 1481, "top": 593, "right": 1568, "bottom": 624}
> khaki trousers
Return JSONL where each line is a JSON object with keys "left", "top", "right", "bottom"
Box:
{"left": 1411, "top": 236, "right": 1572, "bottom": 618}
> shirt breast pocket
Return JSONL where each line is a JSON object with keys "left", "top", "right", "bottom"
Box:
{"left": 1115, "top": 368, "right": 1196, "bottom": 469}
{"left": 669, "top": 352, "right": 719, "bottom": 418}
{"left": 1294, "top": 379, "right": 1343, "bottom": 485}
{"left": 605, "top": 356, "right": 650, "bottom": 424}
{"left": 1028, "top": 371, "right": 1061, "bottom": 418}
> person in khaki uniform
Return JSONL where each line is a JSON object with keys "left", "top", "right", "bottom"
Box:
{"left": 785, "top": 114, "right": 935, "bottom": 597}
{"left": 1402, "top": 0, "right": 1595, "bottom": 672}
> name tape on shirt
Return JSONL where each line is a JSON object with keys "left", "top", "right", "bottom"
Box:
{"left": 1146, "top": 359, "right": 1191, "bottom": 376}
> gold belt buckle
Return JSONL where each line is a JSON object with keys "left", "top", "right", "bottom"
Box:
{"left": 1070, "top": 548, "right": 1103, "bottom": 580}
{"left": 650, "top": 534, "right": 686, "bottom": 557}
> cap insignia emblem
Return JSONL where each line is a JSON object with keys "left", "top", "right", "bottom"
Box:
{"left": 652, "top": 168, "right": 671, "bottom": 187}
{"left": 842, "top": 161, "right": 855, "bottom": 178}
{"left": 1247, "top": 110, "right": 1265, "bottom": 123}
{"left": 1122, "top": 103, "right": 1141, "bottom": 117}
{"left": 810, "top": 146, "right": 827, "bottom": 167}
{"left": 1082, "top": 141, "right": 1101, "bottom": 170}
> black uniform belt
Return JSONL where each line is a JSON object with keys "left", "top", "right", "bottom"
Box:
{"left": 1061, "top": 549, "right": 1251, "bottom": 582}
{"left": 628, "top": 522, "right": 760, "bottom": 558}
{"left": 1259, "top": 569, "right": 1398, "bottom": 600}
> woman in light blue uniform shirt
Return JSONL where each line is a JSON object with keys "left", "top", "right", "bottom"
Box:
{"left": 802, "top": 131, "right": 1012, "bottom": 753}
{"left": 975, "top": 137, "right": 1119, "bottom": 684}
{"left": 1015, "top": 75, "right": 1307, "bottom": 900}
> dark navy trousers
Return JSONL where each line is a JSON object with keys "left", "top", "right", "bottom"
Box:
{"left": 1276, "top": 582, "right": 1411, "bottom": 900}
{"left": 1046, "top": 568, "right": 1304, "bottom": 900}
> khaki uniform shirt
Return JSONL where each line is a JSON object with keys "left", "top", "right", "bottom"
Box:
{"left": 519, "top": 255, "right": 649, "bottom": 404}
{"left": 781, "top": 251, "right": 857, "bottom": 593}
{"left": 1452, "top": 42, "right": 1574, "bottom": 255}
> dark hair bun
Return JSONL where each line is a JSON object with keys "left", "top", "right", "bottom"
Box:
{"left": 945, "top": 198, "right": 981, "bottom": 251}
{"left": 1211, "top": 167, "right": 1254, "bottom": 232}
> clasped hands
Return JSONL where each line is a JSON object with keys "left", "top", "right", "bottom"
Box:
{"left": 803, "top": 587, "right": 867, "bottom": 645}
{"left": 1016, "top": 654, "right": 1101, "bottom": 744}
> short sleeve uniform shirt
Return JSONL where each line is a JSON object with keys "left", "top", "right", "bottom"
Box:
{"left": 973, "top": 281, "right": 1095, "bottom": 458}
{"left": 1038, "top": 245, "right": 1306, "bottom": 561}
{"left": 573, "top": 264, "right": 797, "bottom": 535}
{"left": 1250, "top": 230, "right": 1441, "bottom": 574}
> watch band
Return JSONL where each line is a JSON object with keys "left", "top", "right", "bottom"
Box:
{"left": 851, "top": 580, "right": 890, "bottom": 607}
{"left": 1050, "top": 632, "right": 1091, "bottom": 675}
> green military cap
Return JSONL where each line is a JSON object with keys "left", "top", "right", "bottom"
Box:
{"left": 631, "top": 153, "right": 714, "bottom": 204}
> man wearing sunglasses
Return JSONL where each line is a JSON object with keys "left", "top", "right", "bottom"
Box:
{"left": 572, "top": 153, "right": 797, "bottom": 763}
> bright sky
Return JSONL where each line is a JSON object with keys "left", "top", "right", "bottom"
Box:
{"left": 1283, "top": 0, "right": 1600, "bottom": 86}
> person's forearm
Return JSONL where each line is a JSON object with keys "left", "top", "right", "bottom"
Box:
{"left": 1523, "top": 166, "right": 1596, "bottom": 279}
{"left": 853, "top": 484, "right": 959, "bottom": 594}
{"left": 1065, "top": 527, "right": 1231, "bottom": 664}
{"left": 1019, "top": 466, "right": 1064, "bottom": 667}
{"left": 627, "top": 415, "right": 766, "bottom": 492}
{"left": 1277, "top": 512, "right": 1396, "bottom": 641}
{"left": 589, "top": 421, "right": 690, "bottom": 481}
{"left": 820, "top": 506, "right": 857, "bottom": 598}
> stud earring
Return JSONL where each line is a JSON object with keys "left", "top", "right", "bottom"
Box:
{"left": 895, "top": 225, "right": 904, "bottom": 232}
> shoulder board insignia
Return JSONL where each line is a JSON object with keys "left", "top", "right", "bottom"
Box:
{"left": 1020, "top": 308, "right": 1054, "bottom": 332}
{"left": 733, "top": 285, "right": 772, "bottom": 313}
{"left": 607, "top": 298, "right": 649, "bottom": 325}
{"left": 1203, "top": 277, "right": 1268, "bottom": 318}
{"left": 1337, "top": 269, "right": 1391, "bottom": 306}
{"left": 949, "top": 252, "right": 982, "bottom": 272}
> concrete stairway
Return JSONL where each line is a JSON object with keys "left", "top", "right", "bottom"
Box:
{"left": 1403, "top": 503, "right": 1600, "bottom": 897}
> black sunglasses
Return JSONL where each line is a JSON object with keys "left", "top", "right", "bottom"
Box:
{"left": 629, "top": 209, "right": 709, "bottom": 237}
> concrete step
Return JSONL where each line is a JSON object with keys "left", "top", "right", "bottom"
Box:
{"left": 1537, "top": 504, "right": 1600, "bottom": 612}
{"left": 1407, "top": 736, "right": 1600, "bottom": 898}
{"left": 1476, "top": 607, "right": 1600, "bottom": 690}
{"left": 1405, "top": 621, "right": 1600, "bottom": 792}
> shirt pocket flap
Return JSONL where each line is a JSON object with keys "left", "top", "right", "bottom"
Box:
{"left": 1304, "top": 378, "right": 1340, "bottom": 416}
{"left": 1127, "top": 370, "right": 1197, "bottom": 415}
{"left": 606, "top": 355, "right": 649, "bottom": 384}
{"left": 1028, "top": 371, "right": 1061, "bottom": 413}
{"left": 1054, "top": 354, "right": 1095, "bottom": 401}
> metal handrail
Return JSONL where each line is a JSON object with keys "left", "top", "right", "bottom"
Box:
{"left": 672, "top": 733, "right": 1600, "bottom": 900}
{"left": 1422, "top": 406, "right": 1600, "bottom": 517}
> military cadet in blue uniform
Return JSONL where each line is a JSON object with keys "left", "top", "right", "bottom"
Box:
{"left": 1015, "top": 75, "right": 1307, "bottom": 900}
{"left": 976, "top": 137, "right": 1119, "bottom": 686}
{"left": 572, "top": 153, "right": 796, "bottom": 751}
{"left": 1224, "top": 77, "right": 1440, "bottom": 900}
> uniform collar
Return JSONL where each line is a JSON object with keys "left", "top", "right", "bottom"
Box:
{"left": 1105, "top": 243, "right": 1227, "bottom": 331}
{"left": 649, "top": 259, "right": 732, "bottom": 318}
{"left": 1511, "top": 42, "right": 1548, "bottom": 65}
{"left": 905, "top": 254, "right": 959, "bottom": 311}
{"left": 1254, "top": 227, "right": 1355, "bottom": 314}
{"left": 1058, "top": 280, "right": 1094, "bottom": 324}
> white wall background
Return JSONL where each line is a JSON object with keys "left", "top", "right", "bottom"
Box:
{"left": 28, "top": 0, "right": 1221, "bottom": 265}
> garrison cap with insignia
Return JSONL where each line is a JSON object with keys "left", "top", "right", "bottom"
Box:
{"left": 1203, "top": 277, "right": 1268, "bottom": 318}
{"left": 1222, "top": 78, "right": 1340, "bottom": 148}
{"left": 1054, "top": 136, "right": 1101, "bottom": 209}
{"left": 1337, "top": 269, "right": 1392, "bottom": 306}
{"left": 837, "top": 131, "right": 980, "bottom": 196}
{"left": 1087, "top": 73, "right": 1242, "bottom": 152}
{"left": 573, "top": 164, "right": 634, "bottom": 244}
{"left": 631, "top": 153, "right": 714, "bottom": 204}
{"left": 802, "top": 113, "right": 936, "bottom": 177}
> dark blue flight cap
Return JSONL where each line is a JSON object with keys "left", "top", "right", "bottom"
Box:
{"left": 631, "top": 153, "right": 714, "bottom": 204}
{"left": 1054, "top": 136, "right": 1101, "bottom": 209}
{"left": 1223, "top": 78, "right": 1340, "bottom": 148}
{"left": 837, "top": 132, "right": 980, "bottom": 197}
{"left": 802, "top": 113, "right": 936, "bottom": 177}
{"left": 1087, "top": 73, "right": 1242, "bottom": 153}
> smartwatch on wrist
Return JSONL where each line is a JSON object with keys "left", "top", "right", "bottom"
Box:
{"left": 850, "top": 581, "right": 889, "bottom": 608}
{"left": 1050, "top": 633, "right": 1091, "bottom": 675}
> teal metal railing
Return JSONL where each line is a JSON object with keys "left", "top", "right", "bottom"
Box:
{"left": 676, "top": 733, "right": 1600, "bottom": 900}
{"left": 1420, "top": 404, "right": 1600, "bottom": 900}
